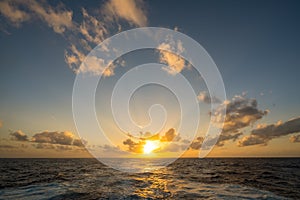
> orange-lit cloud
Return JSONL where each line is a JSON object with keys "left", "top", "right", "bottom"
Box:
{"left": 10, "top": 130, "right": 28, "bottom": 141}
{"left": 239, "top": 117, "right": 300, "bottom": 146}
{"left": 0, "top": 0, "right": 148, "bottom": 76}
{"left": 158, "top": 39, "right": 188, "bottom": 75}
{"left": 102, "top": 0, "right": 148, "bottom": 27}
{"left": 0, "top": 0, "right": 73, "bottom": 33}
{"left": 198, "top": 91, "right": 221, "bottom": 104}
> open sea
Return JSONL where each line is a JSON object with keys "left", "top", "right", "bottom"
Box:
{"left": 0, "top": 158, "right": 299, "bottom": 199}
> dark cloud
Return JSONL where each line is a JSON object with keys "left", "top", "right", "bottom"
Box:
{"left": 34, "top": 143, "right": 56, "bottom": 150}
{"left": 198, "top": 91, "right": 221, "bottom": 104}
{"left": 8, "top": 130, "right": 87, "bottom": 151}
{"left": 122, "top": 128, "right": 181, "bottom": 153}
{"left": 211, "top": 95, "right": 268, "bottom": 134}
{"left": 0, "top": 144, "right": 16, "bottom": 149}
{"left": 290, "top": 135, "right": 300, "bottom": 143}
{"left": 189, "top": 137, "right": 204, "bottom": 150}
{"left": 238, "top": 117, "right": 300, "bottom": 146}
{"left": 72, "top": 138, "right": 87, "bottom": 147}
{"left": 189, "top": 131, "right": 242, "bottom": 150}
{"left": 32, "top": 131, "right": 74, "bottom": 145}
{"left": 160, "top": 128, "right": 178, "bottom": 142}
{"left": 123, "top": 138, "right": 145, "bottom": 153}
{"left": 10, "top": 130, "right": 28, "bottom": 141}
{"left": 34, "top": 143, "right": 74, "bottom": 151}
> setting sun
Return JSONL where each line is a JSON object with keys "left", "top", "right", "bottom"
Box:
{"left": 143, "top": 140, "right": 160, "bottom": 154}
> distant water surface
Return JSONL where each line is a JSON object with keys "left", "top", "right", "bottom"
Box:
{"left": 0, "top": 158, "right": 299, "bottom": 199}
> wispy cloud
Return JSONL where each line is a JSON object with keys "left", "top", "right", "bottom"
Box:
{"left": 102, "top": 0, "right": 148, "bottom": 27}
{"left": 0, "top": 0, "right": 74, "bottom": 33}
{"left": 0, "top": 0, "right": 148, "bottom": 76}
{"left": 0, "top": 1, "right": 30, "bottom": 26}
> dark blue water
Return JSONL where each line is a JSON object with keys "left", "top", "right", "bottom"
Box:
{"left": 0, "top": 158, "right": 299, "bottom": 199}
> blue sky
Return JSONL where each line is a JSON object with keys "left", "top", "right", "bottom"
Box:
{"left": 0, "top": 0, "right": 300, "bottom": 157}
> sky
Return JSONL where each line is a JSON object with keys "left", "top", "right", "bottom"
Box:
{"left": 0, "top": 0, "right": 300, "bottom": 158}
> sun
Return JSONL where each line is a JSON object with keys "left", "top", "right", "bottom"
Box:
{"left": 143, "top": 140, "right": 159, "bottom": 154}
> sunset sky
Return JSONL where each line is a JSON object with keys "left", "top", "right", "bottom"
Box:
{"left": 0, "top": 0, "right": 300, "bottom": 158}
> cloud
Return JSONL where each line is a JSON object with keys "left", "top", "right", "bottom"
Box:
{"left": 102, "top": 0, "right": 148, "bottom": 27}
{"left": 10, "top": 130, "right": 28, "bottom": 141}
{"left": 0, "top": 1, "right": 30, "bottom": 25}
{"left": 0, "top": 0, "right": 147, "bottom": 76}
{"left": 290, "top": 135, "right": 300, "bottom": 143}
{"left": 72, "top": 138, "right": 87, "bottom": 147}
{"left": 198, "top": 91, "right": 221, "bottom": 104}
{"left": 75, "top": 55, "right": 115, "bottom": 76}
{"left": 33, "top": 143, "right": 75, "bottom": 151}
{"left": 123, "top": 128, "right": 181, "bottom": 153}
{"left": 123, "top": 138, "right": 145, "bottom": 153}
{"left": 100, "top": 144, "right": 129, "bottom": 155}
{"left": 31, "top": 131, "right": 74, "bottom": 145}
{"left": 238, "top": 117, "right": 300, "bottom": 146}
{"left": 189, "top": 137, "right": 204, "bottom": 150}
{"left": 0, "top": 144, "right": 17, "bottom": 149}
{"left": 8, "top": 130, "right": 87, "bottom": 150}
{"left": 160, "top": 128, "right": 178, "bottom": 142}
{"left": 211, "top": 95, "right": 268, "bottom": 134}
{"left": 158, "top": 38, "right": 188, "bottom": 75}
{"left": 0, "top": 0, "right": 73, "bottom": 33}
{"left": 25, "top": 1, "right": 74, "bottom": 34}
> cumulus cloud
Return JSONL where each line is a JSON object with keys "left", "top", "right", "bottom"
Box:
{"left": 123, "top": 128, "right": 181, "bottom": 153}
{"left": 189, "top": 137, "right": 204, "bottom": 150}
{"left": 10, "top": 130, "right": 28, "bottom": 141}
{"left": 76, "top": 55, "right": 115, "bottom": 76}
{"left": 32, "top": 131, "right": 74, "bottom": 145}
{"left": 158, "top": 38, "right": 188, "bottom": 75}
{"left": 8, "top": 130, "right": 87, "bottom": 150}
{"left": 198, "top": 91, "right": 221, "bottom": 104}
{"left": 238, "top": 117, "right": 300, "bottom": 146}
{"left": 123, "top": 138, "right": 145, "bottom": 153}
{"left": 73, "top": 138, "right": 87, "bottom": 147}
{"left": 160, "top": 128, "right": 178, "bottom": 142}
{"left": 211, "top": 95, "right": 268, "bottom": 134}
{"left": 290, "top": 135, "right": 300, "bottom": 143}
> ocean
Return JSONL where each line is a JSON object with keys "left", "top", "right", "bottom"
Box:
{"left": 0, "top": 158, "right": 299, "bottom": 199}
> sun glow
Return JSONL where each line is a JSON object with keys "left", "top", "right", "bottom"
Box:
{"left": 143, "top": 140, "right": 159, "bottom": 154}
